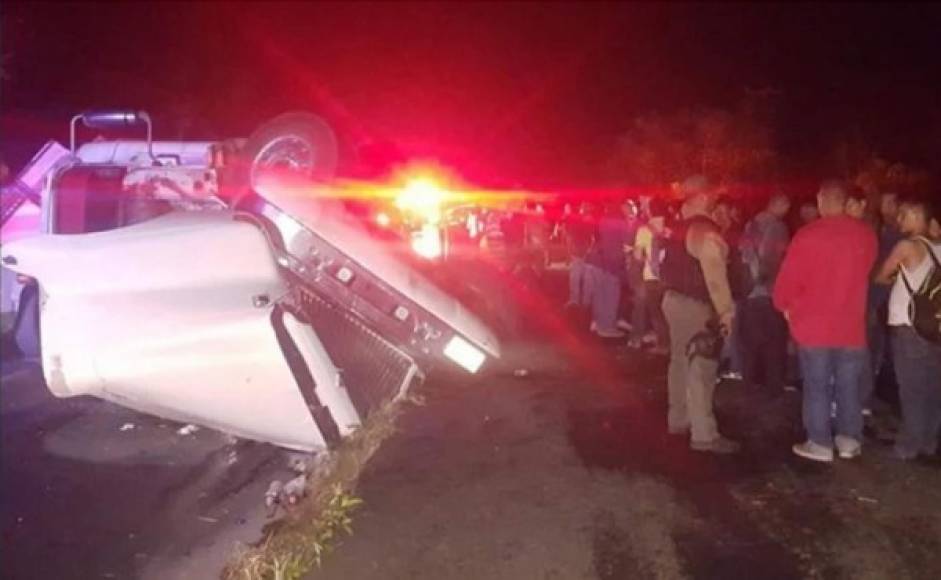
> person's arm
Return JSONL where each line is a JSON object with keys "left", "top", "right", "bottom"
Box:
{"left": 772, "top": 232, "right": 805, "bottom": 320}
{"left": 873, "top": 239, "right": 916, "bottom": 285}
{"left": 695, "top": 230, "right": 735, "bottom": 333}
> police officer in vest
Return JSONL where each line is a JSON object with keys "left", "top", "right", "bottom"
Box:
{"left": 660, "top": 175, "right": 741, "bottom": 454}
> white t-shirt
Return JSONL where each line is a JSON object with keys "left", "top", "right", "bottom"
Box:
{"left": 888, "top": 237, "right": 941, "bottom": 326}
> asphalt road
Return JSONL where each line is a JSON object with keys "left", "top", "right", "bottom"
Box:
{"left": 0, "top": 358, "right": 295, "bottom": 580}
{"left": 315, "top": 336, "right": 941, "bottom": 580}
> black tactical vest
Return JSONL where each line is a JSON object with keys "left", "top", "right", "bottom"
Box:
{"left": 660, "top": 215, "right": 718, "bottom": 304}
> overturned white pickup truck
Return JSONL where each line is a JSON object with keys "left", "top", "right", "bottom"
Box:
{"left": 0, "top": 110, "right": 500, "bottom": 452}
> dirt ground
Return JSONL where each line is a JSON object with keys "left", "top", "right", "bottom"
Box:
{"left": 314, "top": 334, "right": 941, "bottom": 580}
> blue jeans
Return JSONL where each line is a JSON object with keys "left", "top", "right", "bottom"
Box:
{"left": 568, "top": 257, "right": 594, "bottom": 307}
{"left": 589, "top": 266, "right": 621, "bottom": 333}
{"left": 892, "top": 326, "right": 941, "bottom": 457}
{"left": 859, "top": 303, "right": 888, "bottom": 410}
{"left": 798, "top": 347, "right": 866, "bottom": 447}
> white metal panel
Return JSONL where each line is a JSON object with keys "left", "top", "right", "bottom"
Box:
{"left": 257, "top": 183, "right": 501, "bottom": 359}
{"left": 0, "top": 211, "right": 344, "bottom": 451}
{"left": 76, "top": 141, "right": 216, "bottom": 167}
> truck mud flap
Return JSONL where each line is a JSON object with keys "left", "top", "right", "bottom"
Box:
{"left": 270, "top": 305, "right": 342, "bottom": 447}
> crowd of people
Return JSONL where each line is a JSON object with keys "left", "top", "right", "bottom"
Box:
{"left": 553, "top": 177, "right": 941, "bottom": 460}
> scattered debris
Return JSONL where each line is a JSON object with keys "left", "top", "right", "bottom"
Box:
{"left": 283, "top": 473, "right": 309, "bottom": 506}
{"left": 265, "top": 480, "right": 284, "bottom": 517}
{"left": 119, "top": 423, "right": 136, "bottom": 432}
{"left": 513, "top": 368, "right": 530, "bottom": 378}
{"left": 286, "top": 451, "right": 330, "bottom": 477}
{"left": 177, "top": 424, "right": 200, "bottom": 436}
{"left": 856, "top": 496, "right": 879, "bottom": 504}
{"left": 287, "top": 452, "right": 314, "bottom": 473}
{"left": 264, "top": 461, "right": 319, "bottom": 517}
{"left": 198, "top": 516, "right": 219, "bottom": 523}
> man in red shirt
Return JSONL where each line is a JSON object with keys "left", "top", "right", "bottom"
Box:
{"left": 773, "top": 181, "right": 878, "bottom": 463}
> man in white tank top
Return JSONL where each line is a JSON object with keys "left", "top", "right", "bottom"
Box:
{"left": 873, "top": 197, "right": 941, "bottom": 460}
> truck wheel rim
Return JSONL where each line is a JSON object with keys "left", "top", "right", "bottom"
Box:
{"left": 251, "top": 135, "right": 317, "bottom": 187}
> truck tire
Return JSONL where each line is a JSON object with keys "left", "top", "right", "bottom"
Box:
{"left": 225, "top": 112, "right": 339, "bottom": 205}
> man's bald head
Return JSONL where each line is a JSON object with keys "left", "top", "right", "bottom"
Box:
{"left": 817, "top": 180, "right": 848, "bottom": 217}
{"left": 679, "top": 174, "right": 716, "bottom": 217}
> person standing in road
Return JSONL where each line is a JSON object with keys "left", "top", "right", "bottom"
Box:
{"left": 844, "top": 188, "right": 881, "bottom": 416}
{"left": 713, "top": 196, "right": 747, "bottom": 381}
{"left": 873, "top": 197, "right": 941, "bottom": 460}
{"left": 773, "top": 181, "right": 877, "bottom": 463}
{"left": 524, "top": 201, "right": 550, "bottom": 276}
{"left": 739, "top": 193, "right": 792, "bottom": 391}
{"left": 629, "top": 198, "right": 669, "bottom": 352}
{"left": 563, "top": 202, "right": 596, "bottom": 309}
{"left": 845, "top": 189, "right": 870, "bottom": 221}
{"left": 660, "top": 176, "right": 740, "bottom": 454}
{"left": 588, "top": 200, "right": 631, "bottom": 338}
{"left": 860, "top": 191, "right": 905, "bottom": 416}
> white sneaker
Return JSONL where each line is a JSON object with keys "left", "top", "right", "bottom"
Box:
{"left": 616, "top": 319, "right": 633, "bottom": 332}
{"left": 719, "top": 370, "right": 743, "bottom": 381}
{"left": 589, "top": 321, "right": 597, "bottom": 333}
{"left": 792, "top": 440, "right": 834, "bottom": 463}
{"left": 834, "top": 435, "right": 861, "bottom": 459}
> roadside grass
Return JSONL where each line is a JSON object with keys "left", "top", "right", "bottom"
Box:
{"left": 224, "top": 395, "right": 418, "bottom": 580}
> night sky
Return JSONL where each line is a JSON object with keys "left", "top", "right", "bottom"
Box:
{"left": 2, "top": 2, "right": 940, "bottom": 187}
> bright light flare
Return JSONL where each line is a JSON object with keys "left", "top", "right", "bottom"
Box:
{"left": 375, "top": 211, "right": 392, "bottom": 227}
{"left": 395, "top": 177, "right": 446, "bottom": 224}
{"left": 443, "top": 335, "right": 486, "bottom": 373}
{"left": 410, "top": 224, "right": 443, "bottom": 259}
{"left": 252, "top": 159, "right": 553, "bottom": 214}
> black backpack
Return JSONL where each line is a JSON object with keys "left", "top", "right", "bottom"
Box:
{"left": 900, "top": 238, "right": 941, "bottom": 344}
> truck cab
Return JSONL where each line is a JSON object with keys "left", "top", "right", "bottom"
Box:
{"left": 0, "top": 110, "right": 499, "bottom": 452}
